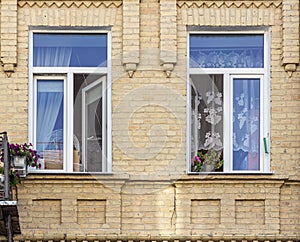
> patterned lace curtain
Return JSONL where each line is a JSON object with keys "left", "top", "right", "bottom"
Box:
{"left": 233, "top": 78, "right": 260, "bottom": 170}
{"left": 190, "top": 34, "right": 264, "bottom": 69}
{"left": 196, "top": 75, "right": 223, "bottom": 152}
{"left": 190, "top": 74, "right": 224, "bottom": 170}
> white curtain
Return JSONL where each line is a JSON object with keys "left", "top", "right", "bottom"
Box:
{"left": 34, "top": 47, "right": 72, "bottom": 67}
{"left": 36, "top": 81, "right": 63, "bottom": 154}
{"left": 233, "top": 78, "right": 260, "bottom": 170}
{"left": 35, "top": 47, "right": 72, "bottom": 154}
{"left": 197, "top": 75, "right": 223, "bottom": 152}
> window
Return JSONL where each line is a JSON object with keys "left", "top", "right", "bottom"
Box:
{"left": 29, "top": 31, "right": 111, "bottom": 173}
{"left": 188, "top": 32, "right": 270, "bottom": 173}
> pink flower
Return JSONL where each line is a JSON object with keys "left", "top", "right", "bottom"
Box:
{"left": 192, "top": 155, "right": 201, "bottom": 165}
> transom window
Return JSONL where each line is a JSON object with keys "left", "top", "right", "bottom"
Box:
{"left": 29, "top": 31, "right": 111, "bottom": 173}
{"left": 188, "top": 32, "right": 270, "bottom": 173}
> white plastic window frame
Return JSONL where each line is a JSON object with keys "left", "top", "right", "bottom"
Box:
{"left": 186, "top": 29, "right": 271, "bottom": 174}
{"left": 28, "top": 29, "right": 112, "bottom": 173}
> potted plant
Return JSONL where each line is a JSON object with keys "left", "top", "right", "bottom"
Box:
{"left": 191, "top": 149, "right": 223, "bottom": 172}
{"left": 0, "top": 143, "right": 40, "bottom": 182}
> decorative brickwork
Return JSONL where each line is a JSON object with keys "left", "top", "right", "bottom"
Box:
{"left": 122, "top": 0, "right": 139, "bottom": 77}
{"left": 18, "top": 0, "right": 122, "bottom": 8}
{"left": 1, "top": 0, "right": 18, "bottom": 76}
{"left": 0, "top": 0, "right": 299, "bottom": 241}
{"left": 281, "top": 0, "right": 300, "bottom": 74}
{"left": 177, "top": 1, "right": 282, "bottom": 8}
{"left": 160, "top": 0, "right": 177, "bottom": 77}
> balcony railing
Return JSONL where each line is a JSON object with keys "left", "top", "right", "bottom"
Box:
{"left": 0, "top": 132, "right": 21, "bottom": 242}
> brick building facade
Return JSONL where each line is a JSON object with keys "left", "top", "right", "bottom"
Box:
{"left": 0, "top": 0, "right": 299, "bottom": 241}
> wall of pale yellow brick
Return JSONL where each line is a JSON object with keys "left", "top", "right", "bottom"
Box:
{"left": 0, "top": 0, "right": 299, "bottom": 241}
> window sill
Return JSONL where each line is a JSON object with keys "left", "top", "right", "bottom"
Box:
{"left": 25, "top": 172, "right": 130, "bottom": 181}
{"left": 182, "top": 171, "right": 291, "bottom": 182}
{"left": 188, "top": 171, "right": 274, "bottom": 175}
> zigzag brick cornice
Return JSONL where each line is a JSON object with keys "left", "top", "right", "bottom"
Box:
{"left": 177, "top": 1, "right": 282, "bottom": 8}
{"left": 18, "top": 0, "right": 122, "bottom": 8}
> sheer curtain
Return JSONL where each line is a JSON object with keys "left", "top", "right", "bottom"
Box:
{"left": 189, "top": 34, "right": 264, "bottom": 69}
{"left": 233, "top": 78, "right": 260, "bottom": 170}
{"left": 36, "top": 81, "right": 63, "bottom": 154}
{"left": 197, "top": 75, "right": 223, "bottom": 152}
{"left": 34, "top": 47, "right": 72, "bottom": 67}
{"left": 35, "top": 47, "right": 71, "bottom": 157}
{"left": 190, "top": 75, "right": 224, "bottom": 172}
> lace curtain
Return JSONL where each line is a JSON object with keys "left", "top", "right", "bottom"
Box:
{"left": 190, "top": 48, "right": 263, "bottom": 68}
{"left": 190, "top": 74, "right": 224, "bottom": 170}
{"left": 190, "top": 34, "right": 264, "bottom": 69}
{"left": 233, "top": 78, "right": 260, "bottom": 170}
{"left": 191, "top": 76, "right": 260, "bottom": 171}
{"left": 197, "top": 75, "right": 223, "bottom": 152}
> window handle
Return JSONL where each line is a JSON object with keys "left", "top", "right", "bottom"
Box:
{"left": 263, "top": 137, "right": 269, "bottom": 154}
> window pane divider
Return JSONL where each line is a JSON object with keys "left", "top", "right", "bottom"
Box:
{"left": 223, "top": 73, "right": 231, "bottom": 172}
{"left": 189, "top": 68, "right": 265, "bottom": 75}
{"left": 32, "top": 67, "right": 108, "bottom": 74}
{"left": 66, "top": 72, "right": 73, "bottom": 172}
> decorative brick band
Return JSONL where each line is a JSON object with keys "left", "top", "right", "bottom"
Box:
{"left": 177, "top": 1, "right": 282, "bottom": 9}
{"left": 18, "top": 0, "right": 122, "bottom": 8}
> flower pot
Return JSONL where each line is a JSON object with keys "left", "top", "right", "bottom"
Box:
{"left": 12, "top": 156, "right": 26, "bottom": 167}
{"left": 11, "top": 156, "right": 27, "bottom": 177}
{"left": 202, "top": 164, "right": 215, "bottom": 172}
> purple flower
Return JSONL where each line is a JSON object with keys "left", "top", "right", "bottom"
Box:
{"left": 191, "top": 155, "right": 202, "bottom": 166}
{"left": 192, "top": 155, "right": 201, "bottom": 163}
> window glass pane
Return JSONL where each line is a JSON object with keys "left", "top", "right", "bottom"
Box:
{"left": 191, "top": 74, "right": 224, "bottom": 172}
{"left": 233, "top": 78, "right": 260, "bottom": 171}
{"left": 33, "top": 33, "right": 107, "bottom": 67}
{"left": 36, "top": 79, "right": 64, "bottom": 170}
{"left": 73, "top": 74, "right": 105, "bottom": 172}
{"left": 190, "top": 34, "right": 264, "bottom": 68}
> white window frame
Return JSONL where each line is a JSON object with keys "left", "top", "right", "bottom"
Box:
{"left": 28, "top": 29, "right": 112, "bottom": 173}
{"left": 187, "top": 29, "right": 271, "bottom": 174}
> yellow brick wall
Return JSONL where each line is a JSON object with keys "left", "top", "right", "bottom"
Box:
{"left": 0, "top": 0, "right": 299, "bottom": 241}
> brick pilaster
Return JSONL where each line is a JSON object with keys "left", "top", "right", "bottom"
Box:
{"left": 1, "top": 0, "right": 18, "bottom": 77}
{"left": 122, "top": 0, "right": 140, "bottom": 77}
{"left": 160, "top": 0, "right": 177, "bottom": 77}
{"left": 281, "top": 0, "right": 299, "bottom": 74}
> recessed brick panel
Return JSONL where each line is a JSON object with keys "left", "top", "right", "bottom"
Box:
{"left": 235, "top": 199, "right": 265, "bottom": 225}
{"left": 77, "top": 199, "right": 106, "bottom": 224}
{"left": 191, "top": 199, "right": 221, "bottom": 226}
{"left": 31, "top": 199, "right": 61, "bottom": 228}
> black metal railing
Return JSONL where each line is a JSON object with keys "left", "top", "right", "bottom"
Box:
{"left": 0, "top": 132, "right": 12, "bottom": 201}
{"left": 0, "top": 132, "right": 21, "bottom": 242}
